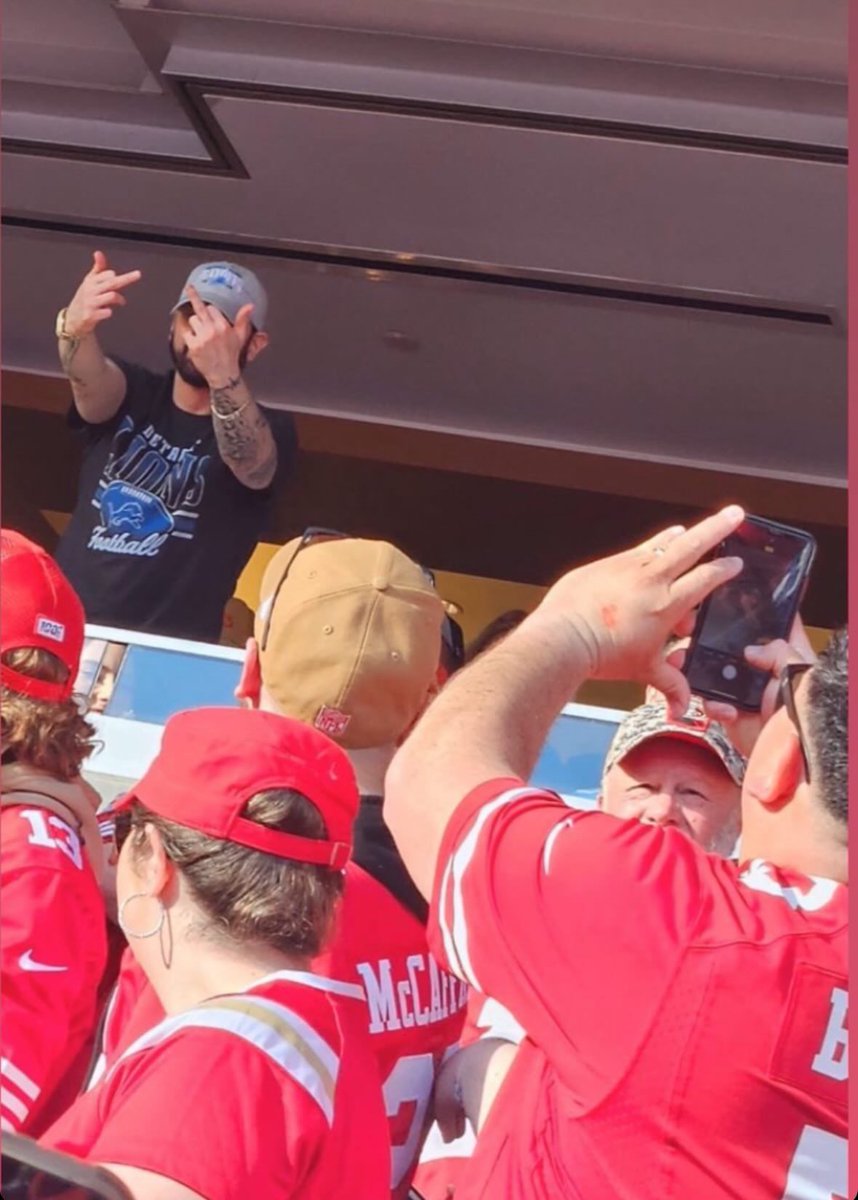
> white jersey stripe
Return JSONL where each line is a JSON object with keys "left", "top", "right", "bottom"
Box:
{"left": 542, "top": 817, "right": 575, "bottom": 874}
{"left": 87, "top": 984, "right": 120, "bottom": 1091}
{"left": 442, "top": 786, "right": 539, "bottom": 991}
{"left": 213, "top": 996, "right": 339, "bottom": 1088}
{"left": 739, "top": 860, "right": 840, "bottom": 912}
{"left": 1, "top": 1115, "right": 14, "bottom": 1132}
{"left": 1, "top": 1057, "right": 40, "bottom": 1102}
{"left": 113, "top": 997, "right": 340, "bottom": 1124}
{"left": 438, "top": 856, "right": 466, "bottom": 982}
{"left": 1, "top": 1087, "right": 29, "bottom": 1124}
{"left": 244, "top": 968, "right": 364, "bottom": 1002}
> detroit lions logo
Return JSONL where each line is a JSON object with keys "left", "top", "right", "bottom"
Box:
{"left": 100, "top": 481, "right": 174, "bottom": 538}
{"left": 108, "top": 501, "right": 144, "bottom": 531}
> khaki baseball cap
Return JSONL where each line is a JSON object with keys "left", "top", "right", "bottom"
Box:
{"left": 256, "top": 537, "right": 444, "bottom": 749}
{"left": 603, "top": 694, "right": 746, "bottom": 786}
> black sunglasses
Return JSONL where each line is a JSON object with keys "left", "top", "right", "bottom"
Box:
{"left": 113, "top": 807, "right": 133, "bottom": 854}
{"left": 260, "top": 527, "right": 348, "bottom": 652}
{"left": 773, "top": 661, "right": 813, "bottom": 781}
{"left": 418, "top": 566, "right": 464, "bottom": 674}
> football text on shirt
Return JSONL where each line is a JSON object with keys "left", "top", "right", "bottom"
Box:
{"left": 88, "top": 416, "right": 210, "bottom": 558}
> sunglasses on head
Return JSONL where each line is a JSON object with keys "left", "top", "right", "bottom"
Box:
{"left": 259, "top": 528, "right": 349, "bottom": 653}
{"left": 773, "top": 661, "right": 813, "bottom": 781}
{"left": 113, "top": 808, "right": 133, "bottom": 854}
{"left": 417, "top": 566, "right": 464, "bottom": 673}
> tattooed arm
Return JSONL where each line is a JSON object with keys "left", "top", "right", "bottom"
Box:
{"left": 210, "top": 375, "right": 278, "bottom": 490}
{"left": 58, "top": 332, "right": 127, "bottom": 423}
{"left": 58, "top": 251, "right": 139, "bottom": 422}
{"left": 178, "top": 285, "right": 278, "bottom": 489}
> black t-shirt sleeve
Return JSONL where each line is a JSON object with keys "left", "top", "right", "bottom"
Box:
{"left": 67, "top": 359, "right": 165, "bottom": 436}
{"left": 262, "top": 406, "right": 299, "bottom": 485}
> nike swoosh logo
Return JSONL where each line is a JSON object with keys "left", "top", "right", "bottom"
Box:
{"left": 18, "top": 950, "right": 68, "bottom": 973}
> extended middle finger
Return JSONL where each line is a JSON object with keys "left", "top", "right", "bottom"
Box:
{"left": 185, "top": 284, "right": 210, "bottom": 319}
{"left": 188, "top": 313, "right": 209, "bottom": 336}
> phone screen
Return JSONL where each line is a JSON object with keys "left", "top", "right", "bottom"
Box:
{"left": 684, "top": 518, "right": 816, "bottom": 709}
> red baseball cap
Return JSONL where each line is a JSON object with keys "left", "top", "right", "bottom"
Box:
{"left": 0, "top": 529, "right": 86, "bottom": 703}
{"left": 117, "top": 708, "right": 359, "bottom": 869}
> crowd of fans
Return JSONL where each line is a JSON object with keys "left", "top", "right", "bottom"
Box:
{"left": 0, "top": 256, "right": 848, "bottom": 1200}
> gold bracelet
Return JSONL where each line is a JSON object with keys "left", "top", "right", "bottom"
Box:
{"left": 55, "top": 307, "right": 78, "bottom": 341}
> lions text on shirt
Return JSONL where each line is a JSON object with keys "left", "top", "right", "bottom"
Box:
{"left": 57, "top": 359, "right": 297, "bottom": 641}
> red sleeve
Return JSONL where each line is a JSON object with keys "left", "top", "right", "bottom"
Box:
{"left": 103, "top": 951, "right": 160, "bottom": 1062}
{"left": 90, "top": 1032, "right": 323, "bottom": 1200}
{"left": 427, "top": 779, "right": 708, "bottom": 1091}
{"left": 1, "top": 809, "right": 107, "bottom": 1134}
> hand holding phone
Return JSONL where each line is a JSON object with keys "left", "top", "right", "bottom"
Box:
{"left": 681, "top": 515, "right": 816, "bottom": 710}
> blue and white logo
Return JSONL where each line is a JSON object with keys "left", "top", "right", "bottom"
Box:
{"left": 199, "top": 264, "right": 241, "bottom": 291}
{"left": 100, "top": 481, "right": 174, "bottom": 538}
{"left": 88, "top": 420, "right": 208, "bottom": 559}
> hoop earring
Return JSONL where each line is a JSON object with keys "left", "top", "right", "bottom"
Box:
{"left": 118, "top": 892, "right": 166, "bottom": 940}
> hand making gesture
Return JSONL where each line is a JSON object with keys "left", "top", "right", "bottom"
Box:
{"left": 535, "top": 505, "right": 747, "bottom": 713}
{"left": 63, "top": 251, "right": 142, "bottom": 338}
{"left": 181, "top": 284, "right": 255, "bottom": 390}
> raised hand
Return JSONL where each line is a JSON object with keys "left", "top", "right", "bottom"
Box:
{"left": 63, "top": 251, "right": 142, "bottom": 338}
{"left": 181, "top": 284, "right": 254, "bottom": 389}
{"left": 536, "top": 505, "right": 746, "bottom": 714}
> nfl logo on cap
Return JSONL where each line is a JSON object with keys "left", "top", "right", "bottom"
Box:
{"left": 35, "top": 615, "right": 66, "bottom": 643}
{"left": 314, "top": 705, "right": 351, "bottom": 739}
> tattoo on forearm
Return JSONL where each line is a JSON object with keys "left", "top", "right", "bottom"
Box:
{"left": 211, "top": 380, "right": 277, "bottom": 487}
{"left": 58, "top": 337, "right": 85, "bottom": 385}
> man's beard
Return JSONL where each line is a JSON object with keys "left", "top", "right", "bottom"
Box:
{"left": 168, "top": 331, "right": 252, "bottom": 390}
{"left": 169, "top": 340, "right": 209, "bottom": 388}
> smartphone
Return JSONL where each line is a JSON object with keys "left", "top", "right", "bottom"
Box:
{"left": 682, "top": 515, "right": 816, "bottom": 710}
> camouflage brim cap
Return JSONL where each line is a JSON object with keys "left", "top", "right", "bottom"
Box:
{"left": 603, "top": 695, "right": 746, "bottom": 786}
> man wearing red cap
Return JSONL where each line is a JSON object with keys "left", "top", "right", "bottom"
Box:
{"left": 43, "top": 707, "right": 389, "bottom": 1200}
{"left": 0, "top": 530, "right": 108, "bottom": 1135}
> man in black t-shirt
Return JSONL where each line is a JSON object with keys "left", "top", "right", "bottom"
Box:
{"left": 54, "top": 253, "right": 297, "bottom": 642}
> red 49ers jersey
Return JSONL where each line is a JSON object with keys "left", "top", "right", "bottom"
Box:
{"left": 1, "top": 805, "right": 107, "bottom": 1135}
{"left": 98, "top": 861, "right": 466, "bottom": 1199}
{"left": 429, "top": 780, "right": 848, "bottom": 1200}
{"left": 45, "top": 971, "right": 389, "bottom": 1200}
{"left": 317, "top": 862, "right": 467, "bottom": 1198}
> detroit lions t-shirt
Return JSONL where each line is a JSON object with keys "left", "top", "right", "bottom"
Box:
{"left": 57, "top": 360, "right": 297, "bottom": 642}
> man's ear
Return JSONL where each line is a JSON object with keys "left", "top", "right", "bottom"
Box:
{"left": 742, "top": 716, "right": 804, "bottom": 813}
{"left": 246, "top": 331, "right": 269, "bottom": 363}
{"left": 235, "top": 637, "right": 262, "bottom": 709}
